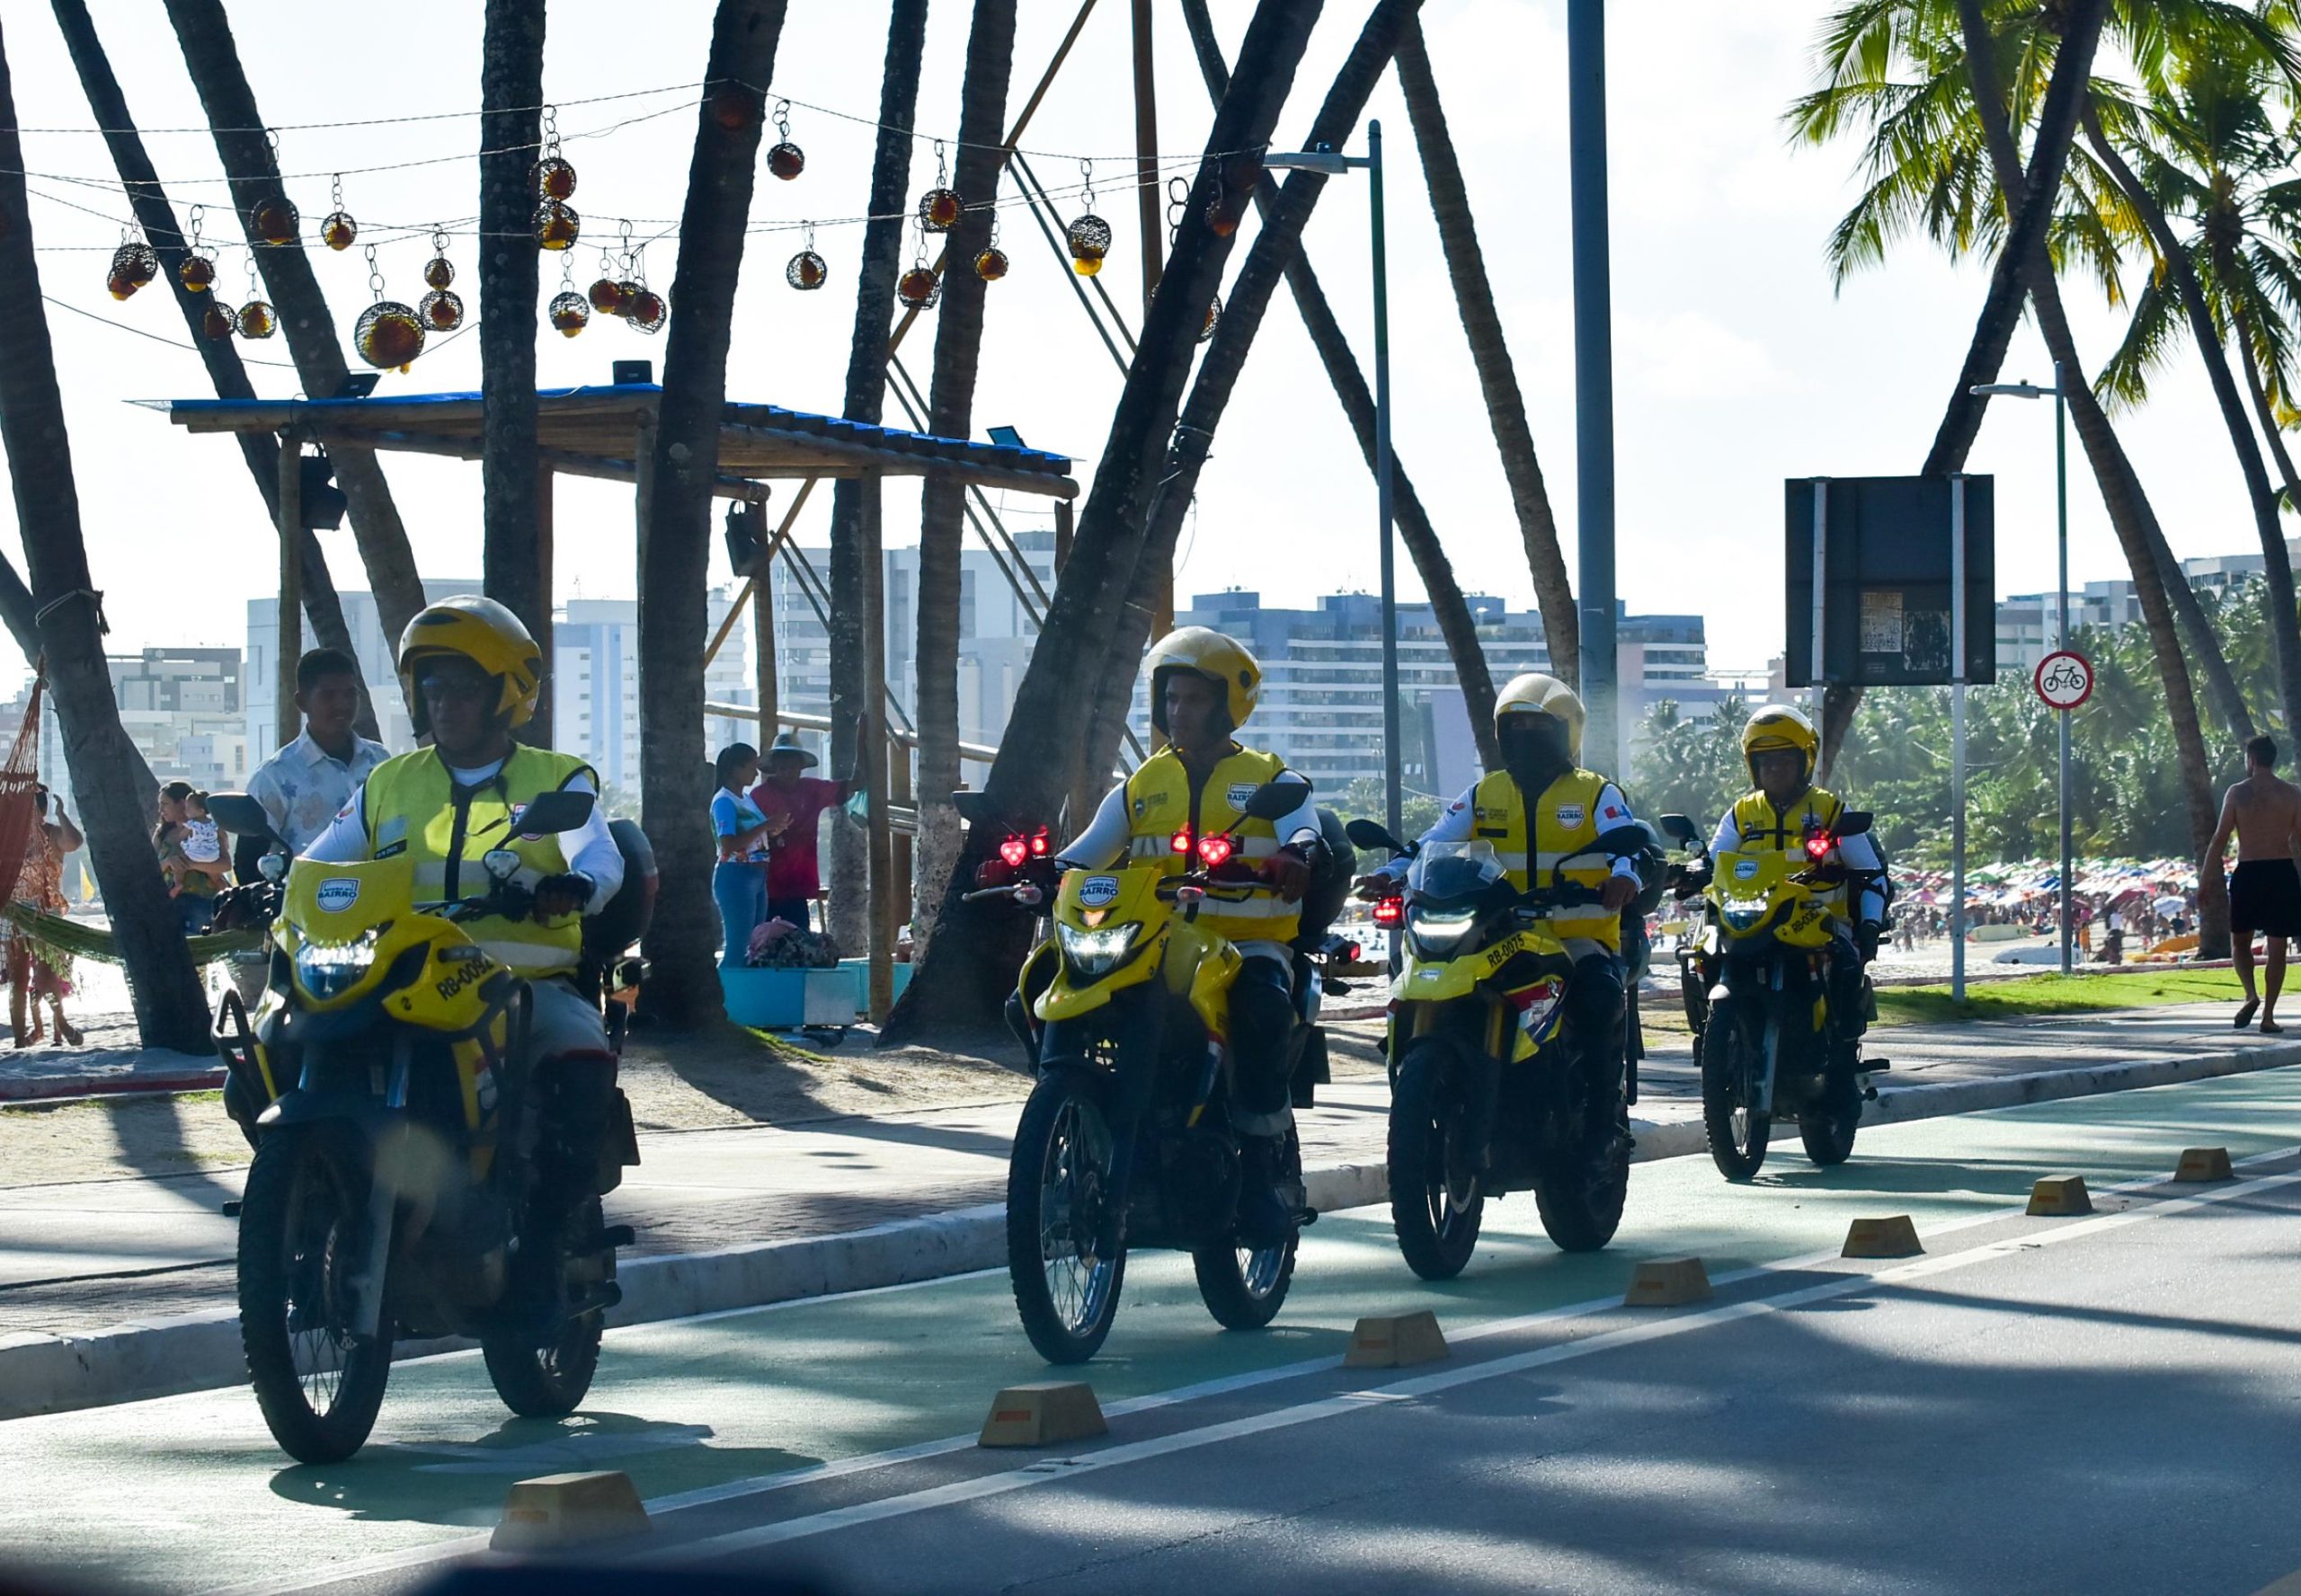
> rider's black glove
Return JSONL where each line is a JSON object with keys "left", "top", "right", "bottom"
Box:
{"left": 1856, "top": 921, "right": 1881, "bottom": 963}
{"left": 534, "top": 872, "right": 595, "bottom": 920}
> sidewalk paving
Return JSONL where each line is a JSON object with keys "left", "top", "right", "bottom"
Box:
{"left": 2, "top": 1000, "right": 2285, "bottom": 1346}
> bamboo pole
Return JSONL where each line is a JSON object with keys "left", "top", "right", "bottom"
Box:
{"left": 862, "top": 480, "right": 894, "bottom": 1023}
{"left": 531, "top": 463, "right": 555, "bottom": 743}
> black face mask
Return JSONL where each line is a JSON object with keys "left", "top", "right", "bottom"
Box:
{"left": 1499, "top": 717, "right": 1573, "bottom": 794}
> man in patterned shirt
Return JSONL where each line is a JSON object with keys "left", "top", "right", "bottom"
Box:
{"left": 241, "top": 648, "right": 389, "bottom": 862}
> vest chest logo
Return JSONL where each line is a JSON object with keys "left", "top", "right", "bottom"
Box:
{"left": 1734, "top": 858, "right": 1761, "bottom": 881}
{"left": 1226, "top": 782, "right": 1259, "bottom": 811}
{"left": 315, "top": 878, "right": 360, "bottom": 913}
{"left": 1554, "top": 803, "right": 1586, "bottom": 829}
{"left": 1078, "top": 874, "right": 1122, "bottom": 909}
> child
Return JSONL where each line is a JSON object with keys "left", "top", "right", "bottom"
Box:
{"left": 181, "top": 792, "right": 221, "bottom": 875}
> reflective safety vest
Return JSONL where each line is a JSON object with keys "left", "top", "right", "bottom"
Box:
{"left": 1470, "top": 767, "right": 1620, "bottom": 949}
{"left": 358, "top": 745, "right": 599, "bottom": 978}
{"left": 1728, "top": 785, "right": 1849, "bottom": 922}
{"left": 1122, "top": 743, "right": 1302, "bottom": 946}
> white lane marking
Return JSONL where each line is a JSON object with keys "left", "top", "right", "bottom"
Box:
{"left": 220, "top": 1142, "right": 2301, "bottom": 1595}
{"left": 662, "top": 1162, "right": 2301, "bottom": 1562}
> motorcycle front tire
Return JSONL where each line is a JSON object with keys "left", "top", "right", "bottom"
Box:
{"left": 1387, "top": 1038, "right": 1487, "bottom": 1280}
{"left": 1006, "top": 1070, "right": 1126, "bottom": 1364}
{"left": 1533, "top": 1077, "right": 1629, "bottom": 1255}
{"left": 237, "top": 1124, "right": 395, "bottom": 1465}
{"left": 1701, "top": 1005, "right": 1770, "bottom": 1182}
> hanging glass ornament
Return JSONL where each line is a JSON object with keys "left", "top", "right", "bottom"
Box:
{"left": 321, "top": 173, "right": 357, "bottom": 251}
{"left": 589, "top": 275, "right": 627, "bottom": 314}
{"left": 235, "top": 252, "right": 275, "bottom": 339}
{"left": 1204, "top": 152, "right": 1259, "bottom": 237}
{"left": 178, "top": 206, "right": 216, "bottom": 292}
{"left": 535, "top": 200, "right": 581, "bottom": 252}
{"left": 786, "top": 223, "right": 825, "bottom": 290}
{"left": 708, "top": 79, "right": 760, "bottom": 131}
{"left": 973, "top": 245, "right": 1008, "bottom": 282}
{"left": 530, "top": 105, "right": 578, "bottom": 200}
{"left": 621, "top": 244, "right": 666, "bottom": 334}
{"left": 354, "top": 245, "right": 424, "bottom": 371}
{"left": 766, "top": 99, "right": 804, "bottom": 181}
{"left": 250, "top": 195, "right": 299, "bottom": 246}
{"left": 897, "top": 266, "right": 940, "bottom": 309}
{"left": 201, "top": 302, "right": 237, "bottom": 340}
{"left": 108, "top": 235, "right": 157, "bottom": 301}
{"left": 1199, "top": 294, "right": 1221, "bottom": 344}
{"left": 549, "top": 290, "right": 590, "bottom": 337}
{"left": 422, "top": 231, "right": 454, "bottom": 289}
{"left": 1066, "top": 161, "right": 1109, "bottom": 277}
{"left": 420, "top": 288, "right": 464, "bottom": 332}
{"left": 917, "top": 139, "right": 962, "bottom": 233}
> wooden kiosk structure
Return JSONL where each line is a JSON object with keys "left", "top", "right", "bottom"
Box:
{"left": 150, "top": 379, "right": 1079, "bottom": 1018}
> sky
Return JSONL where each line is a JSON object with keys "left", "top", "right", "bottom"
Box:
{"left": 0, "top": 0, "right": 2268, "bottom": 698}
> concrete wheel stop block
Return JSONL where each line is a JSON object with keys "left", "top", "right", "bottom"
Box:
{"left": 2026, "top": 1175, "right": 2092, "bottom": 1216}
{"left": 1344, "top": 1309, "right": 1451, "bottom": 1369}
{"left": 1622, "top": 1258, "right": 1713, "bottom": 1308}
{"left": 2174, "top": 1147, "right": 2234, "bottom": 1182}
{"left": 979, "top": 1381, "right": 1108, "bottom": 1448}
{"left": 1842, "top": 1215, "right": 1923, "bottom": 1258}
{"left": 491, "top": 1470, "right": 652, "bottom": 1552}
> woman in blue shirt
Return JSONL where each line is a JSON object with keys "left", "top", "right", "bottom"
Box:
{"left": 711, "top": 742, "right": 781, "bottom": 969}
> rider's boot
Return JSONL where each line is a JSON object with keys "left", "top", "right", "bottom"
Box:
{"left": 1235, "top": 1135, "right": 1295, "bottom": 1249}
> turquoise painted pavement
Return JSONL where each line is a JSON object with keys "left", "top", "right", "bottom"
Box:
{"left": 5, "top": 1066, "right": 2298, "bottom": 1593}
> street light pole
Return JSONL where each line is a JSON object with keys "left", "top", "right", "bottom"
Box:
{"left": 1369, "top": 120, "right": 1401, "bottom": 851}
{"left": 1568, "top": 0, "right": 1618, "bottom": 767}
{"left": 1972, "top": 374, "right": 2073, "bottom": 972}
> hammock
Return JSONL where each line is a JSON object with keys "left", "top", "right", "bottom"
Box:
{"left": 2, "top": 900, "right": 262, "bottom": 965}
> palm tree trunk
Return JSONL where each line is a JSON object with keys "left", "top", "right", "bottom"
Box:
{"left": 0, "top": 22, "right": 209, "bottom": 1050}
{"left": 2232, "top": 295, "right": 2301, "bottom": 539}
{"left": 1072, "top": 0, "right": 1426, "bottom": 821}
{"left": 51, "top": 0, "right": 376, "bottom": 747}
{"left": 1948, "top": 0, "right": 2226, "bottom": 953}
{"left": 881, "top": 0, "right": 1323, "bottom": 1045}
{"left": 164, "top": 0, "right": 427, "bottom": 677}
{"left": 1392, "top": 21, "right": 1577, "bottom": 687}
{"left": 827, "top": 0, "right": 928, "bottom": 956}
{"left": 1178, "top": 0, "right": 1497, "bottom": 767}
{"left": 2082, "top": 111, "right": 2301, "bottom": 740}
{"left": 479, "top": 0, "right": 549, "bottom": 737}
{"left": 913, "top": 0, "right": 1019, "bottom": 960}
{"left": 1819, "top": 0, "right": 2110, "bottom": 777}
{"left": 635, "top": 0, "right": 790, "bottom": 1029}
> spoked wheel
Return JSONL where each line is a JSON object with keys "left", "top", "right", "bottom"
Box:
{"left": 236, "top": 1127, "right": 394, "bottom": 1464}
{"left": 1007, "top": 1073, "right": 1125, "bottom": 1364}
{"left": 1195, "top": 1133, "right": 1301, "bottom": 1329}
{"left": 1534, "top": 1084, "right": 1630, "bottom": 1255}
{"left": 1800, "top": 1071, "right": 1861, "bottom": 1166}
{"left": 1702, "top": 1014, "right": 1770, "bottom": 1182}
{"left": 1388, "top": 1039, "right": 1485, "bottom": 1280}
{"left": 483, "top": 1193, "right": 609, "bottom": 1417}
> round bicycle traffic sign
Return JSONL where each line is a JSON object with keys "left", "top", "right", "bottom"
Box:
{"left": 2034, "top": 649, "right": 2093, "bottom": 711}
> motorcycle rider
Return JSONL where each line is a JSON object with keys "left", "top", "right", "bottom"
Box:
{"left": 1042, "top": 626, "right": 1323, "bottom": 1247}
{"left": 299, "top": 596, "right": 626, "bottom": 1179}
{"left": 1709, "top": 704, "right": 1889, "bottom": 1077}
{"left": 1357, "top": 673, "right": 1642, "bottom": 1168}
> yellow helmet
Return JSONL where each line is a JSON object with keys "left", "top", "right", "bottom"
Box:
{"left": 1741, "top": 703, "right": 1818, "bottom": 783}
{"left": 1493, "top": 671, "right": 1586, "bottom": 761}
{"left": 1147, "top": 626, "right": 1261, "bottom": 734}
{"left": 397, "top": 594, "right": 544, "bottom": 734}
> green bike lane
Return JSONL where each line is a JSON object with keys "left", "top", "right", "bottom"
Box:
{"left": 7, "top": 1065, "right": 2300, "bottom": 1594}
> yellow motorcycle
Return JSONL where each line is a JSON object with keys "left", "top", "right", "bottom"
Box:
{"left": 966, "top": 784, "right": 1346, "bottom": 1364}
{"left": 1696, "top": 811, "right": 1887, "bottom": 1180}
{"left": 1351, "top": 820, "right": 1648, "bottom": 1281}
{"left": 207, "top": 791, "right": 642, "bottom": 1463}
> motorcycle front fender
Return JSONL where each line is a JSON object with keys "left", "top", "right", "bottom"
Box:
{"left": 255, "top": 1086, "right": 390, "bottom": 1136}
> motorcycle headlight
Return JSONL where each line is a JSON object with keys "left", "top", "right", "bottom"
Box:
{"left": 293, "top": 927, "right": 380, "bottom": 1000}
{"left": 1408, "top": 907, "right": 1478, "bottom": 957}
{"left": 1056, "top": 919, "right": 1144, "bottom": 979}
{"left": 1721, "top": 900, "right": 1769, "bottom": 933}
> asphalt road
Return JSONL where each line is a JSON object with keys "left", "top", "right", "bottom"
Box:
{"left": 6, "top": 1064, "right": 2301, "bottom": 1595}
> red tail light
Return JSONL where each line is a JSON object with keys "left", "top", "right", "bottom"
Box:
{"left": 1198, "top": 833, "right": 1235, "bottom": 867}
{"left": 1805, "top": 834, "right": 1831, "bottom": 860}
{"left": 1373, "top": 895, "right": 1404, "bottom": 927}
{"left": 1028, "top": 827, "right": 1050, "bottom": 857}
{"left": 1171, "top": 829, "right": 1193, "bottom": 855}
{"left": 999, "top": 834, "right": 1029, "bottom": 869}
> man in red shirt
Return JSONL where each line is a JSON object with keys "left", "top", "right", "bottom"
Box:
{"left": 750, "top": 731, "right": 857, "bottom": 932}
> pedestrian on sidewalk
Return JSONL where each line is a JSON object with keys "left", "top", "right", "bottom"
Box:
{"left": 750, "top": 729, "right": 857, "bottom": 935}
{"left": 8, "top": 785, "right": 82, "bottom": 1047}
{"left": 711, "top": 741, "right": 782, "bottom": 969}
{"left": 2203, "top": 734, "right": 2301, "bottom": 1033}
{"left": 241, "top": 648, "right": 389, "bottom": 863}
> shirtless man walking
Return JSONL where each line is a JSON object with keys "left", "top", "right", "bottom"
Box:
{"left": 2204, "top": 735, "right": 2301, "bottom": 1032}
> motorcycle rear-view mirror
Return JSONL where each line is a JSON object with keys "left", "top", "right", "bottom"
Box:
{"left": 205, "top": 793, "right": 273, "bottom": 843}
{"left": 1657, "top": 812, "right": 1701, "bottom": 846}
{"left": 1346, "top": 817, "right": 1404, "bottom": 856}
{"left": 516, "top": 790, "right": 595, "bottom": 837}
{"left": 1242, "top": 780, "right": 1310, "bottom": 821}
{"left": 1595, "top": 823, "right": 1652, "bottom": 857}
{"left": 1838, "top": 811, "right": 1874, "bottom": 837}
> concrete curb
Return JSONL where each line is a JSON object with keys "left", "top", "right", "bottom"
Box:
{"left": 7, "top": 1037, "right": 2297, "bottom": 1422}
